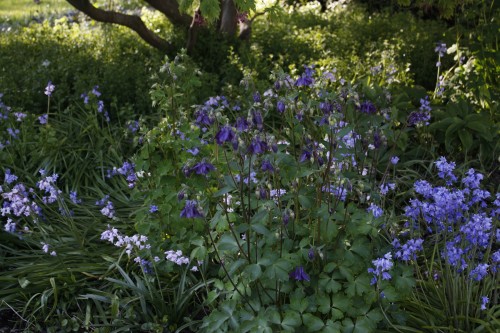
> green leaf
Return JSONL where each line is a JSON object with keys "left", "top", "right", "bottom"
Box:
{"left": 353, "top": 315, "right": 376, "bottom": 333}
{"left": 244, "top": 264, "right": 262, "bottom": 280}
{"left": 217, "top": 233, "right": 239, "bottom": 253}
{"left": 200, "top": 0, "right": 221, "bottom": 22}
{"left": 178, "top": 0, "right": 194, "bottom": 12}
{"left": 322, "top": 320, "right": 342, "bottom": 333}
{"left": 349, "top": 238, "right": 371, "bottom": 259}
{"left": 317, "top": 293, "right": 331, "bottom": 314}
{"left": 282, "top": 310, "right": 301, "bottom": 330}
{"left": 445, "top": 120, "right": 464, "bottom": 152}
{"left": 303, "top": 313, "right": 325, "bottom": 331}
{"left": 251, "top": 223, "right": 270, "bottom": 235}
{"left": 251, "top": 209, "right": 269, "bottom": 224}
{"left": 458, "top": 129, "right": 473, "bottom": 151}
{"left": 234, "top": 0, "right": 256, "bottom": 12}
{"left": 264, "top": 258, "right": 292, "bottom": 281}
{"left": 298, "top": 194, "right": 313, "bottom": 209}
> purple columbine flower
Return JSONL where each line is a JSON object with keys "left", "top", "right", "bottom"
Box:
{"left": 261, "top": 160, "right": 274, "bottom": 172}
{"left": 360, "top": 101, "right": 376, "bottom": 114}
{"left": 252, "top": 110, "right": 263, "bottom": 130}
{"left": 289, "top": 266, "right": 310, "bottom": 281}
{"left": 180, "top": 200, "right": 203, "bottom": 218}
{"left": 248, "top": 138, "right": 267, "bottom": 155}
{"left": 253, "top": 92, "right": 261, "bottom": 103}
{"left": 191, "top": 160, "right": 215, "bottom": 176}
{"left": 215, "top": 126, "right": 235, "bottom": 145}
{"left": 277, "top": 100, "right": 286, "bottom": 113}
{"left": 308, "top": 248, "right": 315, "bottom": 260}
{"left": 235, "top": 117, "right": 249, "bottom": 132}
{"left": 44, "top": 81, "right": 55, "bottom": 97}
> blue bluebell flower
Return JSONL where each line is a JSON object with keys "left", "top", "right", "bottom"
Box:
{"left": 469, "top": 264, "right": 489, "bottom": 281}
{"left": 368, "top": 253, "right": 393, "bottom": 285}
{"left": 44, "top": 81, "right": 55, "bottom": 96}
{"left": 367, "top": 203, "right": 383, "bottom": 218}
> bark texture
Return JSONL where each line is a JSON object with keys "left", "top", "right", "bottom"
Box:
{"left": 66, "top": 0, "right": 175, "bottom": 52}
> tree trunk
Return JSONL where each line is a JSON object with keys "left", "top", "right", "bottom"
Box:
{"left": 66, "top": 0, "right": 175, "bottom": 53}
{"left": 219, "top": 0, "right": 238, "bottom": 35}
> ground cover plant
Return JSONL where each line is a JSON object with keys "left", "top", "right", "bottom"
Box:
{"left": 0, "top": 0, "right": 498, "bottom": 332}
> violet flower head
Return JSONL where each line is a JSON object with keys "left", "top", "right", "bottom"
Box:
{"left": 44, "top": 81, "right": 55, "bottom": 97}
{"left": 360, "top": 101, "right": 376, "bottom": 114}
{"left": 480, "top": 296, "right": 489, "bottom": 311}
{"left": 248, "top": 138, "right": 267, "bottom": 155}
{"left": 92, "top": 85, "right": 101, "bottom": 97}
{"left": 469, "top": 263, "right": 489, "bottom": 282}
{"left": 253, "top": 92, "right": 261, "bottom": 103}
{"left": 367, "top": 203, "right": 383, "bottom": 218}
{"left": 4, "top": 169, "right": 18, "bottom": 184}
{"left": 191, "top": 160, "right": 215, "bottom": 176}
{"left": 368, "top": 252, "right": 393, "bottom": 285}
{"left": 261, "top": 160, "right": 274, "bottom": 173}
{"left": 295, "top": 66, "right": 315, "bottom": 87}
{"left": 277, "top": 100, "right": 286, "bottom": 113}
{"left": 70, "top": 191, "right": 81, "bottom": 204}
{"left": 149, "top": 205, "right": 158, "bottom": 213}
{"left": 215, "top": 126, "right": 235, "bottom": 145}
{"left": 435, "top": 156, "right": 457, "bottom": 184}
{"left": 393, "top": 238, "right": 423, "bottom": 261}
{"left": 289, "top": 266, "right": 310, "bottom": 281}
{"left": 390, "top": 156, "right": 399, "bottom": 165}
{"left": 435, "top": 42, "right": 447, "bottom": 57}
{"left": 80, "top": 93, "right": 89, "bottom": 104}
{"left": 462, "top": 168, "right": 483, "bottom": 190}
{"left": 251, "top": 110, "right": 264, "bottom": 130}
{"left": 235, "top": 116, "right": 249, "bottom": 132}
{"left": 180, "top": 200, "right": 204, "bottom": 218}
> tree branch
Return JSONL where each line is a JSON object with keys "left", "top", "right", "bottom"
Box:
{"left": 143, "top": 0, "right": 192, "bottom": 28}
{"left": 66, "top": 0, "right": 174, "bottom": 52}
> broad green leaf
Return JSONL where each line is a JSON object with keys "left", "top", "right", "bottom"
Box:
{"left": 218, "top": 233, "right": 239, "bottom": 253}
{"left": 200, "top": 0, "right": 221, "bottom": 22}
{"left": 282, "top": 310, "right": 301, "bottom": 330}
{"left": 251, "top": 223, "right": 270, "bottom": 235}
{"left": 303, "top": 313, "right": 325, "bottom": 331}
{"left": 458, "top": 129, "right": 473, "bottom": 151}
{"left": 244, "top": 264, "right": 262, "bottom": 280}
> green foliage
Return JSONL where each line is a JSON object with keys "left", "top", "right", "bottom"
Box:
{"left": 130, "top": 58, "right": 435, "bottom": 332}
{"left": 0, "top": 16, "right": 165, "bottom": 117}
